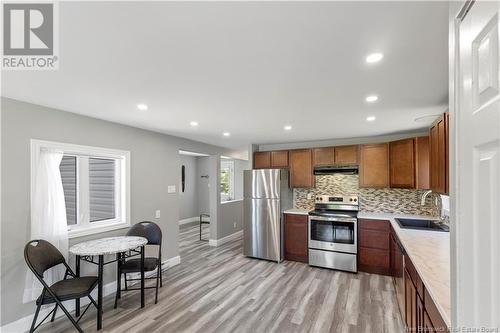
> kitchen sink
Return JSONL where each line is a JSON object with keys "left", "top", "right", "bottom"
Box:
{"left": 395, "top": 218, "right": 449, "bottom": 232}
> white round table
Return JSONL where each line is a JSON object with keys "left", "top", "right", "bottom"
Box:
{"left": 69, "top": 236, "right": 147, "bottom": 256}
{"left": 69, "top": 236, "right": 148, "bottom": 330}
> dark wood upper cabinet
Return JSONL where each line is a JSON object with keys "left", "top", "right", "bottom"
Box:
{"left": 313, "top": 146, "right": 358, "bottom": 166}
{"left": 271, "top": 151, "right": 289, "bottom": 168}
{"left": 334, "top": 145, "right": 358, "bottom": 165}
{"left": 359, "top": 143, "right": 389, "bottom": 188}
{"left": 313, "top": 147, "right": 335, "bottom": 166}
{"left": 415, "top": 136, "right": 430, "bottom": 189}
{"left": 429, "top": 113, "right": 449, "bottom": 194}
{"left": 254, "top": 135, "right": 430, "bottom": 190}
{"left": 390, "top": 138, "right": 416, "bottom": 189}
{"left": 284, "top": 213, "right": 308, "bottom": 263}
{"left": 253, "top": 152, "right": 271, "bottom": 169}
{"left": 289, "top": 149, "right": 314, "bottom": 188}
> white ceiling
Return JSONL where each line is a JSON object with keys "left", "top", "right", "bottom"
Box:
{"left": 1, "top": 1, "right": 449, "bottom": 149}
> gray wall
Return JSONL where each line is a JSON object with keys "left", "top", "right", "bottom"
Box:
{"left": 219, "top": 200, "right": 244, "bottom": 239}
{"left": 179, "top": 155, "right": 199, "bottom": 220}
{"left": 196, "top": 156, "right": 210, "bottom": 216}
{"left": 0, "top": 98, "right": 241, "bottom": 326}
{"left": 215, "top": 158, "right": 250, "bottom": 239}
{"left": 208, "top": 156, "right": 220, "bottom": 241}
{"left": 233, "top": 159, "right": 251, "bottom": 200}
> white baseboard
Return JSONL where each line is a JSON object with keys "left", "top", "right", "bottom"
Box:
{"left": 209, "top": 230, "right": 243, "bottom": 247}
{"left": 179, "top": 216, "right": 210, "bottom": 225}
{"left": 0, "top": 256, "right": 181, "bottom": 333}
{"left": 162, "top": 255, "right": 181, "bottom": 268}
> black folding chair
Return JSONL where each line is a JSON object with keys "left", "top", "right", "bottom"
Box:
{"left": 199, "top": 214, "right": 210, "bottom": 241}
{"left": 114, "top": 221, "right": 162, "bottom": 307}
{"left": 24, "top": 240, "right": 98, "bottom": 333}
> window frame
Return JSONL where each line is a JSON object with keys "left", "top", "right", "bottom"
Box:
{"left": 31, "top": 139, "right": 131, "bottom": 239}
{"left": 220, "top": 160, "right": 235, "bottom": 202}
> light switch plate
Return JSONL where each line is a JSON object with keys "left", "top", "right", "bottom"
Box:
{"left": 155, "top": 210, "right": 161, "bottom": 219}
{"left": 168, "top": 185, "right": 176, "bottom": 193}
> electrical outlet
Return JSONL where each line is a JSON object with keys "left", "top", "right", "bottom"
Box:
{"left": 155, "top": 210, "right": 161, "bottom": 219}
{"left": 168, "top": 185, "right": 176, "bottom": 193}
{"left": 233, "top": 222, "right": 237, "bottom": 228}
{"left": 307, "top": 193, "right": 314, "bottom": 200}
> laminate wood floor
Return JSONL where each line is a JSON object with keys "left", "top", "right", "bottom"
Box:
{"left": 37, "top": 224, "right": 404, "bottom": 333}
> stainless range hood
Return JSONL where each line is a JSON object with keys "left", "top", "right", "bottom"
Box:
{"left": 314, "top": 165, "right": 359, "bottom": 175}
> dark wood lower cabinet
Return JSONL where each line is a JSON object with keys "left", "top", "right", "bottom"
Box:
{"left": 386, "top": 225, "right": 449, "bottom": 333}
{"left": 423, "top": 310, "right": 436, "bottom": 332}
{"left": 284, "top": 213, "right": 308, "bottom": 263}
{"left": 405, "top": 269, "right": 417, "bottom": 331}
{"left": 416, "top": 295, "right": 425, "bottom": 331}
{"left": 358, "top": 219, "right": 391, "bottom": 275}
{"left": 424, "top": 288, "right": 449, "bottom": 332}
{"left": 359, "top": 247, "right": 390, "bottom": 275}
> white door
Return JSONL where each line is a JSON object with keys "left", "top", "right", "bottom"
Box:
{"left": 455, "top": 0, "right": 500, "bottom": 328}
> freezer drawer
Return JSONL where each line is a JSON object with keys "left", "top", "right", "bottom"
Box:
{"left": 243, "top": 198, "right": 281, "bottom": 262}
{"left": 308, "top": 248, "right": 357, "bottom": 272}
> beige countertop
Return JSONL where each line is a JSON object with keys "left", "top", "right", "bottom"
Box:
{"left": 283, "top": 208, "right": 310, "bottom": 215}
{"left": 357, "top": 212, "right": 451, "bottom": 326}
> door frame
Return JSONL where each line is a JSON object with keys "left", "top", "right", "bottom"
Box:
{"left": 450, "top": 2, "right": 460, "bottom": 327}
{"left": 450, "top": 0, "right": 500, "bottom": 329}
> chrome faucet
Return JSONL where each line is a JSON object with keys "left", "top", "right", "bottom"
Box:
{"left": 421, "top": 190, "right": 444, "bottom": 220}
{"left": 421, "top": 190, "right": 433, "bottom": 206}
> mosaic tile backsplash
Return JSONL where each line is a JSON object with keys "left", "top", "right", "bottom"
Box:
{"left": 294, "top": 174, "right": 438, "bottom": 216}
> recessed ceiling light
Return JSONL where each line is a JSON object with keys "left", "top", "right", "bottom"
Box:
{"left": 190, "top": 121, "right": 199, "bottom": 127}
{"left": 284, "top": 125, "right": 292, "bottom": 131}
{"left": 365, "top": 95, "right": 379, "bottom": 103}
{"left": 366, "top": 116, "right": 376, "bottom": 122}
{"left": 366, "top": 53, "right": 384, "bottom": 63}
{"left": 137, "top": 103, "right": 148, "bottom": 111}
{"left": 223, "top": 132, "right": 230, "bottom": 137}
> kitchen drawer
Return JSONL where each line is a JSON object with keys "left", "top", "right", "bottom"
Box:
{"left": 358, "top": 218, "right": 391, "bottom": 232}
{"left": 284, "top": 213, "right": 308, "bottom": 224}
{"left": 309, "top": 248, "right": 357, "bottom": 272}
{"left": 358, "top": 229, "right": 389, "bottom": 250}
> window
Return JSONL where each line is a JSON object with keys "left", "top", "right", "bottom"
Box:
{"left": 32, "top": 140, "right": 130, "bottom": 238}
{"left": 89, "top": 158, "right": 116, "bottom": 222}
{"left": 220, "top": 160, "right": 234, "bottom": 202}
{"left": 60, "top": 156, "right": 77, "bottom": 225}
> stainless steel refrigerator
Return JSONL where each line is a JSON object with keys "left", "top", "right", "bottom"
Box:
{"left": 243, "top": 169, "right": 292, "bottom": 262}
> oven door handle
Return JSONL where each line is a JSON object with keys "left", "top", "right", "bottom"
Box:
{"left": 308, "top": 216, "right": 357, "bottom": 223}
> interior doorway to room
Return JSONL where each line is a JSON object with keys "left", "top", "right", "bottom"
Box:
{"left": 178, "top": 150, "right": 211, "bottom": 251}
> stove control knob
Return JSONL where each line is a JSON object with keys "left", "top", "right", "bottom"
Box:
{"left": 353, "top": 198, "right": 357, "bottom": 202}
{"left": 349, "top": 198, "right": 353, "bottom": 202}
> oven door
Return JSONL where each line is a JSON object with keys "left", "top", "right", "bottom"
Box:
{"left": 308, "top": 216, "right": 357, "bottom": 253}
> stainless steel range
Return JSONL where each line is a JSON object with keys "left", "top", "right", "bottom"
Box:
{"left": 308, "top": 195, "right": 358, "bottom": 272}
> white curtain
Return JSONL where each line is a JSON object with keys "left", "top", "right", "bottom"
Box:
{"left": 23, "top": 149, "right": 68, "bottom": 303}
